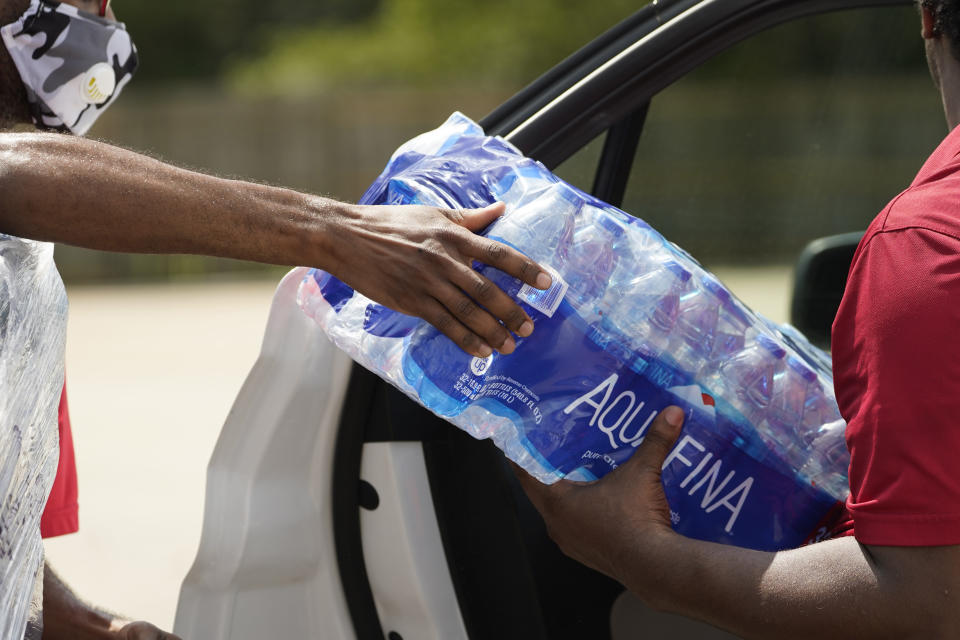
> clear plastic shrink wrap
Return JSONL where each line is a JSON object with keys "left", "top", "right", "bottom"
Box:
{"left": 299, "top": 113, "right": 849, "bottom": 551}
{"left": 0, "top": 236, "right": 67, "bottom": 639}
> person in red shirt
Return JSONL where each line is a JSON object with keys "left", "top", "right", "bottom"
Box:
{"left": 516, "top": 2, "right": 960, "bottom": 637}
{"left": 832, "top": 108, "right": 960, "bottom": 548}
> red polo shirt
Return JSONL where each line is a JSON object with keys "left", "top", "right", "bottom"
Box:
{"left": 832, "top": 123, "right": 960, "bottom": 546}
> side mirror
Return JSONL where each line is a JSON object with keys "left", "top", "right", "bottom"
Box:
{"left": 790, "top": 231, "right": 863, "bottom": 350}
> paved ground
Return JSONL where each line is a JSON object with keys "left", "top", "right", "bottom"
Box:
{"left": 43, "top": 277, "right": 280, "bottom": 629}
{"left": 42, "top": 266, "right": 792, "bottom": 631}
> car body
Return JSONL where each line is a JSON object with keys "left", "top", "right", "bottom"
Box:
{"left": 173, "top": 1, "right": 932, "bottom": 638}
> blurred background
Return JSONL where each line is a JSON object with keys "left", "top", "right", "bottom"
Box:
{"left": 41, "top": 0, "right": 946, "bottom": 631}
{"left": 52, "top": 0, "right": 945, "bottom": 281}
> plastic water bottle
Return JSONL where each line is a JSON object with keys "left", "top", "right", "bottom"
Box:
{"left": 762, "top": 355, "right": 819, "bottom": 468}
{"left": 492, "top": 161, "right": 555, "bottom": 210}
{"left": 489, "top": 182, "right": 578, "bottom": 265}
{"left": 611, "top": 259, "right": 692, "bottom": 358}
{"left": 708, "top": 290, "right": 752, "bottom": 365}
{"left": 669, "top": 276, "right": 729, "bottom": 375}
{"left": 800, "top": 419, "right": 850, "bottom": 497}
{"left": 713, "top": 334, "right": 786, "bottom": 428}
{"left": 297, "top": 273, "right": 328, "bottom": 324}
{"left": 777, "top": 322, "right": 833, "bottom": 379}
{"left": 585, "top": 220, "right": 660, "bottom": 350}
{"left": 800, "top": 389, "right": 844, "bottom": 440}
{"left": 565, "top": 206, "right": 624, "bottom": 321}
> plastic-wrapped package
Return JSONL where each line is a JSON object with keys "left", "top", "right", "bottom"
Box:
{"left": 299, "top": 112, "right": 848, "bottom": 551}
{"left": 0, "top": 235, "right": 67, "bottom": 639}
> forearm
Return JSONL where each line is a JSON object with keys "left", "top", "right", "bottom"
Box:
{"left": 0, "top": 132, "right": 338, "bottom": 267}
{"left": 519, "top": 410, "right": 960, "bottom": 639}
{"left": 0, "top": 131, "right": 553, "bottom": 354}
{"left": 626, "top": 532, "right": 953, "bottom": 639}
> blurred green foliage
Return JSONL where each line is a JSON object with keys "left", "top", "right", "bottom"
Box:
{"left": 73, "top": 2, "right": 937, "bottom": 283}
{"left": 118, "top": 0, "right": 643, "bottom": 90}
{"left": 115, "top": 0, "right": 380, "bottom": 84}
{"left": 121, "top": 1, "right": 924, "bottom": 92}
{"left": 226, "top": 0, "right": 642, "bottom": 92}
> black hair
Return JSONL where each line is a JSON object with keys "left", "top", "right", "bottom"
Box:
{"left": 922, "top": 0, "right": 960, "bottom": 60}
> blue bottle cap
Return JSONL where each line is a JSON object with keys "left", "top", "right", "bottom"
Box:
{"left": 553, "top": 181, "right": 582, "bottom": 205}
{"left": 601, "top": 205, "right": 636, "bottom": 227}
{"left": 663, "top": 260, "right": 692, "bottom": 283}
{"left": 712, "top": 286, "right": 750, "bottom": 327}
{"left": 596, "top": 212, "right": 626, "bottom": 238}
{"left": 787, "top": 356, "right": 818, "bottom": 383}
{"left": 756, "top": 334, "right": 787, "bottom": 359}
{"left": 516, "top": 161, "right": 550, "bottom": 181}
{"left": 702, "top": 276, "right": 730, "bottom": 301}
{"left": 628, "top": 216, "right": 654, "bottom": 232}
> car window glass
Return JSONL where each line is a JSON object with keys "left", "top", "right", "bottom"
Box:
{"left": 553, "top": 132, "right": 606, "bottom": 193}
{"left": 619, "top": 5, "right": 944, "bottom": 320}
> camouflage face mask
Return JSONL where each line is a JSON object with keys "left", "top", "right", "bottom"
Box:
{"left": 0, "top": 0, "right": 137, "bottom": 135}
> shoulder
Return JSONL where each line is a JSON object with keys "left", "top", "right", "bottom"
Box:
{"left": 844, "top": 222, "right": 960, "bottom": 325}
{"left": 878, "top": 177, "right": 960, "bottom": 243}
{"left": 858, "top": 124, "right": 960, "bottom": 245}
{"left": 845, "top": 165, "right": 960, "bottom": 314}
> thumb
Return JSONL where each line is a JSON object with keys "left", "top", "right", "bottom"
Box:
{"left": 459, "top": 202, "right": 507, "bottom": 232}
{"left": 623, "top": 406, "right": 685, "bottom": 477}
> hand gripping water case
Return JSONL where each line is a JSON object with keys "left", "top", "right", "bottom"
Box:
{"left": 298, "top": 113, "right": 849, "bottom": 551}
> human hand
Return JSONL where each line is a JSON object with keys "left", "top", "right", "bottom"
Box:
{"left": 513, "top": 406, "right": 685, "bottom": 582}
{"left": 109, "top": 620, "right": 182, "bottom": 640}
{"left": 326, "top": 202, "right": 551, "bottom": 358}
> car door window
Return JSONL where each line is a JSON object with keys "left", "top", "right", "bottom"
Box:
{"left": 619, "top": 5, "right": 943, "bottom": 273}
{"left": 553, "top": 131, "right": 607, "bottom": 193}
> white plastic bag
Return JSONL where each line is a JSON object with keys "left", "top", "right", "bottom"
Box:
{"left": 0, "top": 235, "right": 67, "bottom": 640}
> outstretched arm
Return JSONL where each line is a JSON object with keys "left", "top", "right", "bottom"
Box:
{"left": 42, "top": 562, "right": 180, "bottom": 640}
{"left": 0, "top": 132, "right": 552, "bottom": 357}
{"left": 515, "top": 407, "right": 960, "bottom": 640}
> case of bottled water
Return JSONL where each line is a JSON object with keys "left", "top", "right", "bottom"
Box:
{"left": 298, "top": 112, "right": 848, "bottom": 551}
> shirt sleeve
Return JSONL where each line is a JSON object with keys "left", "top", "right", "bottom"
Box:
{"left": 833, "top": 225, "right": 960, "bottom": 546}
{"left": 40, "top": 381, "right": 79, "bottom": 539}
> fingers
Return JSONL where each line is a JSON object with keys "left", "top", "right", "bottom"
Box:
{"left": 458, "top": 202, "right": 507, "bottom": 232}
{"left": 445, "top": 263, "right": 534, "bottom": 343}
{"left": 435, "top": 281, "right": 519, "bottom": 354}
{"left": 461, "top": 234, "right": 553, "bottom": 291}
{"left": 449, "top": 205, "right": 551, "bottom": 291}
{"left": 418, "top": 205, "right": 549, "bottom": 349}
{"left": 419, "top": 296, "right": 495, "bottom": 358}
{"left": 117, "top": 621, "right": 183, "bottom": 640}
{"left": 423, "top": 273, "right": 523, "bottom": 356}
{"left": 622, "top": 406, "right": 685, "bottom": 476}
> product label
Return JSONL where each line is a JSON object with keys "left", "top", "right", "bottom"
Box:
{"left": 403, "top": 264, "right": 836, "bottom": 551}
{"left": 518, "top": 265, "right": 567, "bottom": 318}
